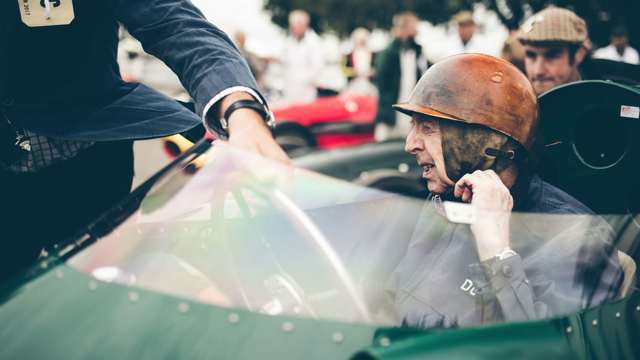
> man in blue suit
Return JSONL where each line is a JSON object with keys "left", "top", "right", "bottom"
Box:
{"left": 0, "top": 0, "right": 288, "bottom": 280}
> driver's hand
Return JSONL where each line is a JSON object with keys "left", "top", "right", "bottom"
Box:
{"left": 453, "top": 170, "right": 512, "bottom": 261}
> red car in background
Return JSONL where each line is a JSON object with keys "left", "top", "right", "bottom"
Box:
{"left": 271, "top": 93, "right": 377, "bottom": 152}
{"left": 162, "top": 91, "right": 378, "bottom": 161}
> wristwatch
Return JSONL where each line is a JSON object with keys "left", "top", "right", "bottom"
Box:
{"left": 495, "top": 247, "right": 518, "bottom": 261}
{"left": 220, "top": 99, "right": 276, "bottom": 132}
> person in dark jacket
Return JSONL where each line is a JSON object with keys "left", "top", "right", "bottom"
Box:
{"left": 390, "top": 53, "right": 622, "bottom": 328}
{"left": 0, "top": 0, "right": 288, "bottom": 281}
{"left": 373, "top": 12, "right": 427, "bottom": 141}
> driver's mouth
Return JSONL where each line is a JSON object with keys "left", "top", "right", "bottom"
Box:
{"left": 421, "top": 163, "right": 435, "bottom": 178}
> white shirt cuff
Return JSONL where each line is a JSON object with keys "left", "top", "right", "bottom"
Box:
{"left": 202, "top": 86, "right": 264, "bottom": 134}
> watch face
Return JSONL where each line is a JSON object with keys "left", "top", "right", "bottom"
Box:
{"left": 496, "top": 249, "right": 517, "bottom": 260}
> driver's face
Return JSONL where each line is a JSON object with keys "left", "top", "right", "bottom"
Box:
{"left": 405, "top": 115, "right": 454, "bottom": 194}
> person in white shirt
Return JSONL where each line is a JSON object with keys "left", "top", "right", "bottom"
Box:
{"left": 280, "top": 10, "right": 325, "bottom": 103}
{"left": 443, "top": 11, "right": 486, "bottom": 57}
{"left": 345, "top": 28, "right": 375, "bottom": 81}
{"left": 593, "top": 26, "right": 639, "bottom": 65}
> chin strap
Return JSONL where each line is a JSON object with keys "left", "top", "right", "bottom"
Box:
{"left": 430, "top": 188, "right": 458, "bottom": 205}
{"left": 485, "top": 147, "right": 515, "bottom": 160}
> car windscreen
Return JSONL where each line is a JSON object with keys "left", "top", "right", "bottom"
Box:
{"left": 67, "top": 144, "right": 637, "bottom": 329}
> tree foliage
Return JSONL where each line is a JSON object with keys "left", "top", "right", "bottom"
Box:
{"left": 264, "top": 0, "right": 474, "bottom": 36}
{"left": 264, "top": 0, "right": 639, "bottom": 48}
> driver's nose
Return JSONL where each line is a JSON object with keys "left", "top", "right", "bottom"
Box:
{"left": 405, "top": 128, "right": 422, "bottom": 155}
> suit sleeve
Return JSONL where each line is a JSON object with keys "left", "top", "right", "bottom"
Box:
{"left": 109, "top": 0, "right": 260, "bottom": 116}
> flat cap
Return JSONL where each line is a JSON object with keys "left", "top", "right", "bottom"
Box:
{"left": 518, "top": 7, "right": 588, "bottom": 45}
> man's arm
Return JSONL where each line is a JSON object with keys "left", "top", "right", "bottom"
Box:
{"left": 455, "top": 171, "right": 623, "bottom": 322}
{"left": 455, "top": 170, "right": 538, "bottom": 322}
{"left": 468, "top": 254, "right": 537, "bottom": 322}
{"left": 109, "top": 0, "right": 288, "bottom": 163}
{"left": 471, "top": 216, "right": 623, "bottom": 323}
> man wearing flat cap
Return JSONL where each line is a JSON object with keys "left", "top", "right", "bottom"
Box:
{"left": 517, "top": 7, "right": 591, "bottom": 95}
{"left": 518, "top": 6, "right": 640, "bottom": 95}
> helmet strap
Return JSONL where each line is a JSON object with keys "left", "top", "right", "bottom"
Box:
{"left": 485, "top": 148, "right": 515, "bottom": 161}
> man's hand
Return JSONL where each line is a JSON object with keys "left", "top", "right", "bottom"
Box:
{"left": 454, "top": 170, "right": 513, "bottom": 261}
{"left": 220, "top": 92, "right": 290, "bottom": 165}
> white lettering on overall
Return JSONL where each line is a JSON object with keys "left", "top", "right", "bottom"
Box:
{"left": 460, "top": 279, "right": 478, "bottom": 296}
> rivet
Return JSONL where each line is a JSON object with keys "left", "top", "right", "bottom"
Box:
{"left": 88, "top": 281, "right": 98, "bottom": 290}
{"left": 636, "top": 305, "right": 640, "bottom": 312}
{"left": 615, "top": 312, "right": 621, "bottom": 318}
{"left": 128, "top": 292, "right": 139, "bottom": 303}
{"left": 228, "top": 313, "right": 240, "bottom": 324}
{"left": 565, "top": 326, "right": 573, "bottom": 334}
{"left": 55, "top": 269, "right": 64, "bottom": 279}
{"left": 379, "top": 337, "right": 391, "bottom": 347}
{"left": 40, "top": 262, "right": 48, "bottom": 269}
{"left": 490, "top": 71, "right": 504, "bottom": 83}
{"left": 592, "top": 319, "right": 598, "bottom": 327}
{"left": 282, "top": 322, "right": 294, "bottom": 333}
{"left": 332, "top": 332, "right": 344, "bottom": 344}
{"left": 178, "top": 302, "right": 190, "bottom": 313}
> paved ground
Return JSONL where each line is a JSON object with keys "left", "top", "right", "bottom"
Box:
{"left": 132, "top": 139, "right": 173, "bottom": 188}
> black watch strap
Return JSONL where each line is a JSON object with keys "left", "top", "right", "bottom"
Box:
{"left": 222, "top": 100, "right": 274, "bottom": 131}
{"left": 224, "top": 100, "right": 267, "bottom": 122}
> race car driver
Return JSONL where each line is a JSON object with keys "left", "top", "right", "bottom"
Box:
{"left": 390, "top": 53, "right": 623, "bottom": 328}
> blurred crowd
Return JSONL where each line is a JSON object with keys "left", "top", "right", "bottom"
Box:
{"left": 119, "top": 5, "right": 639, "bottom": 142}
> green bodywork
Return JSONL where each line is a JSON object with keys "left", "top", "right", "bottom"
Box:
{"left": 0, "top": 261, "right": 637, "bottom": 359}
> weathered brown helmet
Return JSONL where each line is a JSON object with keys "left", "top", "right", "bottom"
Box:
{"left": 394, "top": 53, "right": 538, "bottom": 152}
{"left": 394, "top": 53, "right": 539, "bottom": 182}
